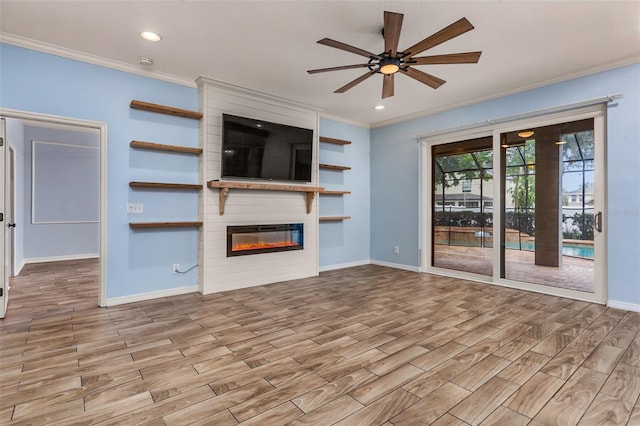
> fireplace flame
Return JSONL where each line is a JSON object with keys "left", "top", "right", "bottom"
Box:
{"left": 232, "top": 241, "right": 300, "bottom": 251}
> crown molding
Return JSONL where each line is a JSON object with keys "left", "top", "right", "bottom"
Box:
{"left": 319, "top": 113, "right": 370, "bottom": 130}
{"left": 371, "top": 55, "right": 640, "bottom": 129}
{"left": 0, "top": 33, "right": 197, "bottom": 88}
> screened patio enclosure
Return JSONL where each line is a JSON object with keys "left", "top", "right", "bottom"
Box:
{"left": 431, "top": 119, "right": 596, "bottom": 293}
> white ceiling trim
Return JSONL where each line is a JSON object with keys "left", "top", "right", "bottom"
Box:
{"left": 0, "top": 33, "right": 197, "bottom": 88}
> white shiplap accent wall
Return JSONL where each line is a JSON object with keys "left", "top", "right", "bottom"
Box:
{"left": 196, "top": 77, "right": 321, "bottom": 294}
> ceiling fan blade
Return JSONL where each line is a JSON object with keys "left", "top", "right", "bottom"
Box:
{"left": 307, "top": 64, "right": 372, "bottom": 74}
{"left": 317, "top": 38, "right": 381, "bottom": 59}
{"left": 382, "top": 73, "right": 394, "bottom": 98}
{"left": 404, "top": 17, "right": 475, "bottom": 58}
{"left": 384, "top": 11, "right": 404, "bottom": 56}
{"left": 399, "top": 67, "right": 446, "bottom": 89}
{"left": 334, "top": 70, "right": 377, "bottom": 93}
{"left": 410, "top": 51, "right": 482, "bottom": 65}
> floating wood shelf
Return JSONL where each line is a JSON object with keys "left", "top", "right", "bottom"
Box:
{"left": 129, "top": 221, "right": 203, "bottom": 229}
{"left": 129, "top": 182, "right": 202, "bottom": 190}
{"left": 130, "top": 100, "right": 203, "bottom": 120}
{"left": 207, "top": 180, "right": 324, "bottom": 215}
{"left": 319, "top": 216, "right": 351, "bottom": 221}
{"left": 130, "top": 140, "right": 202, "bottom": 155}
{"left": 320, "top": 190, "right": 351, "bottom": 195}
{"left": 320, "top": 136, "right": 351, "bottom": 145}
{"left": 319, "top": 163, "right": 351, "bottom": 171}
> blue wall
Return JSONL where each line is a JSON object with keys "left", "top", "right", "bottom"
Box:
{"left": 0, "top": 44, "right": 200, "bottom": 299}
{"left": 318, "top": 118, "right": 370, "bottom": 268}
{"left": 371, "top": 63, "right": 640, "bottom": 306}
{"left": 22, "top": 125, "right": 100, "bottom": 260}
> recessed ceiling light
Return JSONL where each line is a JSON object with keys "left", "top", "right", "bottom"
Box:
{"left": 140, "top": 31, "right": 162, "bottom": 42}
{"left": 555, "top": 140, "right": 567, "bottom": 145}
{"left": 137, "top": 57, "right": 153, "bottom": 66}
{"left": 374, "top": 105, "right": 385, "bottom": 110}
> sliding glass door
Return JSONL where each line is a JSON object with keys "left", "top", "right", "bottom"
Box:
{"left": 500, "top": 119, "right": 596, "bottom": 293}
{"left": 423, "top": 106, "right": 606, "bottom": 303}
{"left": 432, "top": 137, "right": 493, "bottom": 277}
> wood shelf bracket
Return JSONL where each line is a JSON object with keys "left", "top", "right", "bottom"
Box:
{"left": 219, "top": 187, "right": 230, "bottom": 215}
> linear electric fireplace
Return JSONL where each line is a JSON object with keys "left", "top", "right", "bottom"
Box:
{"left": 227, "top": 223, "right": 304, "bottom": 257}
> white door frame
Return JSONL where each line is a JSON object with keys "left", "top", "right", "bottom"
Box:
{"left": 421, "top": 104, "right": 607, "bottom": 304}
{"left": 0, "top": 108, "right": 108, "bottom": 308}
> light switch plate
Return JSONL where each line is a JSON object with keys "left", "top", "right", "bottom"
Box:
{"left": 127, "top": 203, "right": 144, "bottom": 214}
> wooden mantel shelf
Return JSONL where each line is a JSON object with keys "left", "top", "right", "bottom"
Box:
{"left": 130, "top": 100, "right": 203, "bottom": 120}
{"left": 207, "top": 180, "right": 324, "bottom": 215}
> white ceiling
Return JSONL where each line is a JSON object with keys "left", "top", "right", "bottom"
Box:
{"left": 1, "top": 1, "right": 639, "bottom": 127}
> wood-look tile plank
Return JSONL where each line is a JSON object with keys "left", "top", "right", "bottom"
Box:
{"left": 289, "top": 394, "right": 363, "bottom": 425}
{"left": 450, "top": 355, "right": 511, "bottom": 391}
{"left": 539, "top": 347, "right": 591, "bottom": 380}
{"left": 350, "top": 363, "right": 424, "bottom": 405}
{"left": 292, "top": 368, "right": 376, "bottom": 413}
{"left": 391, "top": 382, "right": 470, "bottom": 425}
{"left": 237, "top": 401, "right": 303, "bottom": 426}
{"left": 552, "top": 366, "right": 609, "bottom": 410}
{"left": 449, "top": 376, "right": 519, "bottom": 425}
{"left": 402, "top": 358, "right": 470, "bottom": 398}
{"left": 479, "top": 406, "right": 530, "bottom": 426}
{"left": 431, "top": 413, "right": 470, "bottom": 426}
{"left": 504, "top": 371, "right": 565, "bottom": 418}
{"left": 366, "top": 345, "right": 429, "bottom": 376}
{"left": 334, "top": 388, "right": 418, "bottom": 426}
{"left": 582, "top": 344, "right": 625, "bottom": 374}
{"left": 163, "top": 379, "right": 273, "bottom": 425}
{"left": 599, "top": 362, "right": 640, "bottom": 404}
{"left": 578, "top": 393, "right": 634, "bottom": 426}
{"left": 184, "top": 409, "right": 238, "bottom": 426}
{"left": 497, "top": 350, "right": 551, "bottom": 384}
{"left": 228, "top": 373, "right": 326, "bottom": 422}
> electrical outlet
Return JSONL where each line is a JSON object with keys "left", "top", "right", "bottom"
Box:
{"left": 393, "top": 246, "right": 400, "bottom": 255}
{"left": 173, "top": 264, "right": 180, "bottom": 273}
{"left": 127, "top": 203, "right": 143, "bottom": 214}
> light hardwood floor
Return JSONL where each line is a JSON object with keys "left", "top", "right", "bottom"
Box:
{"left": 1, "top": 259, "right": 639, "bottom": 425}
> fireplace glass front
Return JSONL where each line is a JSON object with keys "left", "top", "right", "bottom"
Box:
{"left": 227, "top": 223, "right": 304, "bottom": 257}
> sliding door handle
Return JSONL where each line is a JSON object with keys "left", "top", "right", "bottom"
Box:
{"left": 595, "top": 211, "right": 602, "bottom": 233}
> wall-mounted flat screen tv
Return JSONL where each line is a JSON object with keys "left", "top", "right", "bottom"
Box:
{"left": 221, "top": 113, "right": 313, "bottom": 183}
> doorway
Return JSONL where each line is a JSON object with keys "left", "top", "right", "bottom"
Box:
{"left": 423, "top": 105, "right": 606, "bottom": 304}
{"left": 0, "top": 110, "right": 107, "bottom": 318}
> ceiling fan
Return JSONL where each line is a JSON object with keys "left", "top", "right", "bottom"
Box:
{"left": 307, "top": 11, "right": 482, "bottom": 99}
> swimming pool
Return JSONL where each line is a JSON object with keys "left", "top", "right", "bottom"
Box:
{"left": 506, "top": 242, "right": 594, "bottom": 258}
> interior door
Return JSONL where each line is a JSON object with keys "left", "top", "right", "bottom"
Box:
{"left": 1, "top": 118, "right": 8, "bottom": 318}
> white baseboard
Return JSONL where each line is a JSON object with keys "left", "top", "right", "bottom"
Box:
{"left": 370, "top": 260, "right": 421, "bottom": 273}
{"left": 15, "top": 260, "right": 26, "bottom": 276}
{"left": 607, "top": 299, "right": 640, "bottom": 313}
{"left": 319, "top": 259, "right": 371, "bottom": 272}
{"left": 24, "top": 253, "right": 99, "bottom": 264}
{"left": 106, "top": 285, "right": 199, "bottom": 307}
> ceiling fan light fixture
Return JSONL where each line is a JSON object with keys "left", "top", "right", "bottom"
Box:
{"left": 517, "top": 130, "right": 535, "bottom": 138}
{"left": 379, "top": 57, "right": 401, "bottom": 74}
